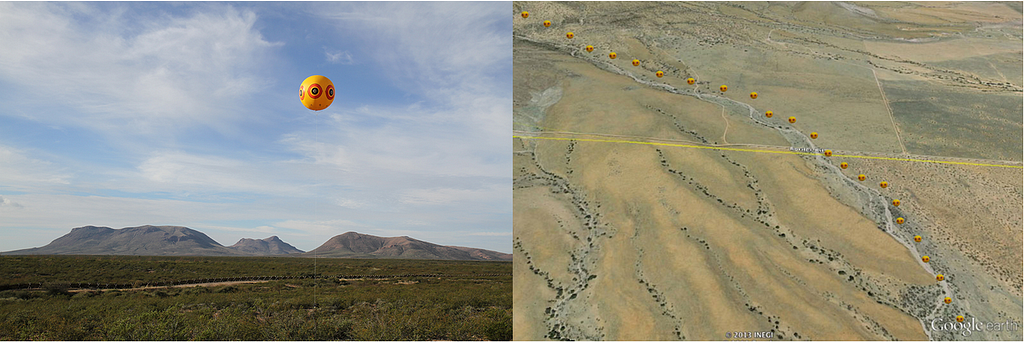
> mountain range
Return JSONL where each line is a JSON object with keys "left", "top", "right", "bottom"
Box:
{"left": 2, "top": 225, "right": 511, "bottom": 261}
{"left": 304, "top": 231, "right": 512, "bottom": 260}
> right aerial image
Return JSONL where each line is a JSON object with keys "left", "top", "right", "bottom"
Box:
{"left": 512, "top": 1, "right": 1022, "bottom": 341}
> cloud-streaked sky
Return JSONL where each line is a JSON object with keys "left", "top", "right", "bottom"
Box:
{"left": 0, "top": 2, "right": 511, "bottom": 253}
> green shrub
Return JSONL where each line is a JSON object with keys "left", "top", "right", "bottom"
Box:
{"left": 71, "top": 291, "right": 95, "bottom": 299}
{"left": 214, "top": 285, "right": 238, "bottom": 293}
{"left": 0, "top": 256, "right": 510, "bottom": 340}
{"left": 44, "top": 284, "right": 70, "bottom": 297}
{"left": 484, "top": 308, "right": 513, "bottom": 340}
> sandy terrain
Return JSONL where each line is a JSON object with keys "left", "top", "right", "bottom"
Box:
{"left": 513, "top": 1, "right": 1021, "bottom": 341}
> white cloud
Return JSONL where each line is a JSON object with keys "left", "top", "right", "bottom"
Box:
{"left": 324, "top": 47, "right": 355, "bottom": 64}
{"left": 466, "top": 232, "right": 511, "bottom": 237}
{"left": 400, "top": 185, "right": 505, "bottom": 205}
{"left": 0, "top": 145, "right": 72, "bottom": 192}
{"left": 272, "top": 219, "right": 370, "bottom": 237}
{"left": 328, "top": 3, "right": 509, "bottom": 89}
{"left": 261, "top": 220, "right": 468, "bottom": 245}
{"left": 0, "top": 195, "right": 24, "bottom": 208}
{"left": 0, "top": 2, "right": 281, "bottom": 138}
{"left": 279, "top": 134, "right": 352, "bottom": 171}
{"left": 282, "top": 102, "right": 509, "bottom": 180}
{"left": 333, "top": 198, "right": 363, "bottom": 209}
{"left": 315, "top": 2, "right": 511, "bottom": 144}
{"left": 199, "top": 224, "right": 277, "bottom": 235}
{"left": 133, "top": 151, "right": 305, "bottom": 196}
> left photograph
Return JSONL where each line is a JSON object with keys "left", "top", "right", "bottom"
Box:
{"left": 0, "top": 1, "right": 512, "bottom": 340}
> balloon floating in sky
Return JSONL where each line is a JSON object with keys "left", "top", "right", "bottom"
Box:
{"left": 300, "top": 75, "right": 335, "bottom": 111}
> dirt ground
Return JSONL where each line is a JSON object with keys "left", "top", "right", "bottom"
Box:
{"left": 66, "top": 280, "right": 270, "bottom": 293}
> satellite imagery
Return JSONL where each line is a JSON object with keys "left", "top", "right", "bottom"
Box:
{"left": 512, "top": 1, "right": 1022, "bottom": 341}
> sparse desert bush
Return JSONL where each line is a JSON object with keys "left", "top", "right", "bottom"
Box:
{"left": 44, "top": 283, "right": 70, "bottom": 297}
{"left": 484, "top": 308, "right": 513, "bottom": 341}
{"left": 0, "top": 255, "right": 510, "bottom": 340}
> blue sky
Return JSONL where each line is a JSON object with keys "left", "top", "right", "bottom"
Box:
{"left": 0, "top": 2, "right": 512, "bottom": 253}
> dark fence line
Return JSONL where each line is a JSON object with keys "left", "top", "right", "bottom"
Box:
{"left": 0, "top": 273, "right": 513, "bottom": 292}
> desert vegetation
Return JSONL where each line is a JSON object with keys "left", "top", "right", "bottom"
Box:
{"left": 0, "top": 255, "right": 511, "bottom": 340}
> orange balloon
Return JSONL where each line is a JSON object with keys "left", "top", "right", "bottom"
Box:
{"left": 299, "top": 75, "right": 334, "bottom": 111}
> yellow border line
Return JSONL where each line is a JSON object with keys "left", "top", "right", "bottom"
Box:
{"left": 513, "top": 135, "right": 1023, "bottom": 169}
